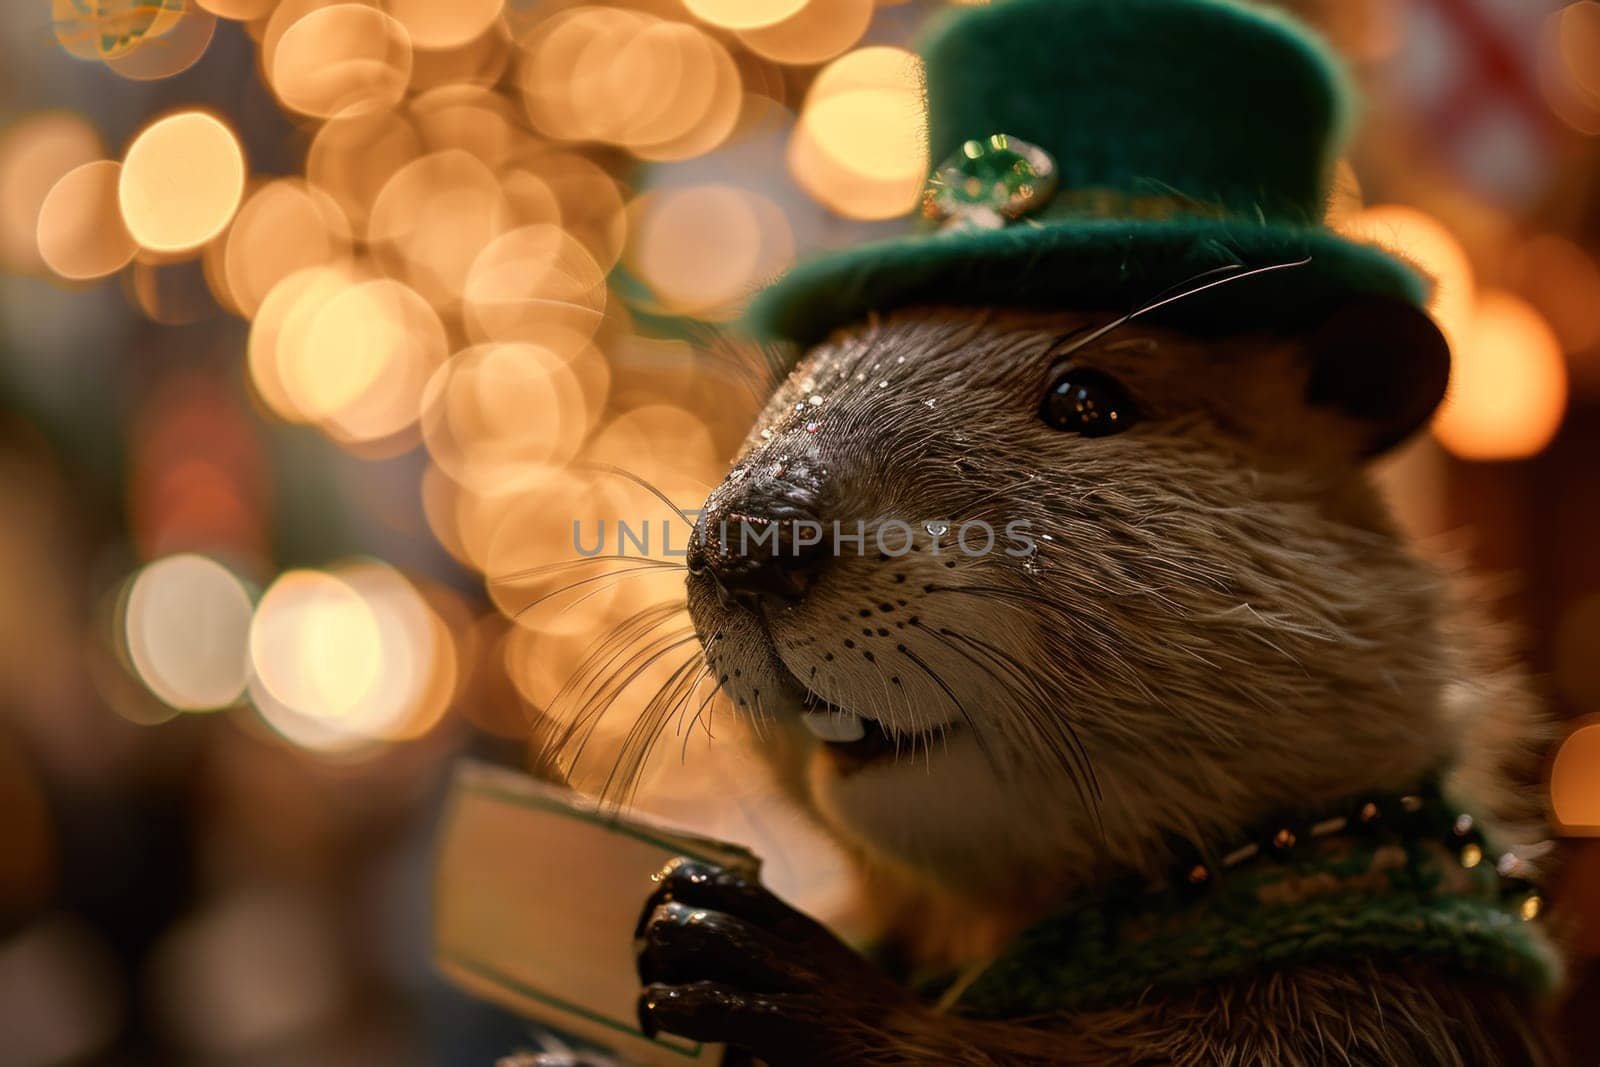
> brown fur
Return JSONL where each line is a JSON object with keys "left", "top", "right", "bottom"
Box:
{"left": 848, "top": 962, "right": 1556, "bottom": 1065}
{"left": 676, "top": 307, "right": 1560, "bottom": 1063}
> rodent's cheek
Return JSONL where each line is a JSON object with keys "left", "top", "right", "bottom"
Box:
{"left": 758, "top": 555, "right": 1026, "bottom": 736}
{"left": 687, "top": 583, "right": 802, "bottom": 718}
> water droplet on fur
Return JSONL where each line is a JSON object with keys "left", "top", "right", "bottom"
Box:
{"left": 896, "top": 356, "right": 905, "bottom": 364}
{"left": 1022, "top": 554, "right": 1047, "bottom": 578}
{"left": 924, "top": 399, "right": 936, "bottom": 409}
{"left": 809, "top": 394, "right": 823, "bottom": 406}
{"left": 925, "top": 522, "right": 949, "bottom": 537}
{"left": 878, "top": 380, "right": 888, "bottom": 389}
{"left": 805, "top": 421, "right": 819, "bottom": 434}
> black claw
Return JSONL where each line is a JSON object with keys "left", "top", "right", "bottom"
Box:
{"left": 636, "top": 987, "right": 660, "bottom": 1039}
{"left": 637, "top": 858, "right": 718, "bottom": 938}
{"left": 635, "top": 902, "right": 689, "bottom": 985}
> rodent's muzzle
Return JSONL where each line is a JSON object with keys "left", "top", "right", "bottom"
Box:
{"left": 689, "top": 451, "right": 830, "bottom": 613}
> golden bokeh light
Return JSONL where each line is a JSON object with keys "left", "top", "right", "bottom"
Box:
{"left": 367, "top": 149, "right": 512, "bottom": 306}
{"left": 620, "top": 23, "right": 743, "bottom": 163}
{"left": 306, "top": 109, "right": 424, "bottom": 229}
{"left": 247, "top": 264, "right": 364, "bottom": 422}
{"left": 284, "top": 277, "right": 395, "bottom": 421}
{"left": 462, "top": 224, "right": 608, "bottom": 351}
{"left": 789, "top": 46, "right": 927, "bottom": 219}
{"left": 498, "top": 167, "right": 561, "bottom": 229}
{"left": 1556, "top": 1, "right": 1600, "bottom": 102}
{"left": 421, "top": 344, "right": 594, "bottom": 493}
{"left": 420, "top": 462, "right": 478, "bottom": 572}
{"left": 222, "top": 180, "right": 353, "bottom": 317}
{"left": 1338, "top": 204, "right": 1475, "bottom": 346}
{"left": 410, "top": 19, "right": 514, "bottom": 90}
{"left": 1540, "top": 2, "right": 1600, "bottom": 136}
{"left": 1509, "top": 234, "right": 1600, "bottom": 355}
{"left": 343, "top": 563, "right": 458, "bottom": 742}
{"left": 737, "top": 0, "right": 874, "bottom": 66}
{"left": 411, "top": 84, "right": 522, "bottom": 166}
{"left": 388, "top": 0, "right": 505, "bottom": 50}
{"left": 269, "top": 5, "right": 413, "bottom": 120}
{"left": 626, "top": 184, "right": 794, "bottom": 320}
{"left": 1433, "top": 290, "right": 1567, "bottom": 461}
{"left": 250, "top": 560, "right": 458, "bottom": 749}
{"left": 504, "top": 625, "right": 593, "bottom": 715}
{"left": 518, "top": 6, "right": 648, "bottom": 142}
{"left": 1551, "top": 719, "right": 1600, "bottom": 832}
{"left": 249, "top": 569, "right": 382, "bottom": 720}
{"left": 119, "top": 111, "right": 246, "bottom": 253}
{"left": 584, "top": 403, "right": 721, "bottom": 491}
{"left": 36, "top": 160, "right": 137, "bottom": 281}
{"left": 0, "top": 112, "right": 103, "bottom": 272}
{"left": 289, "top": 277, "right": 447, "bottom": 444}
{"left": 518, "top": 8, "right": 742, "bottom": 161}
{"left": 681, "top": 0, "right": 809, "bottom": 31}
{"left": 519, "top": 151, "right": 628, "bottom": 270}
{"left": 125, "top": 554, "right": 253, "bottom": 711}
{"left": 195, "top": 0, "right": 275, "bottom": 17}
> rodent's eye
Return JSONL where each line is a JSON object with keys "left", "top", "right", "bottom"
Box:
{"left": 1040, "top": 364, "right": 1139, "bottom": 437}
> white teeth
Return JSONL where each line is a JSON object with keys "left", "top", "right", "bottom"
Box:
{"left": 801, "top": 707, "right": 866, "bottom": 743}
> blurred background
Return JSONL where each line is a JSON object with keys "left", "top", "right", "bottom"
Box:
{"left": 0, "top": 0, "right": 1597, "bottom": 1063}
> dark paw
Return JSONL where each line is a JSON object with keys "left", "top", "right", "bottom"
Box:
{"left": 633, "top": 859, "right": 906, "bottom": 1065}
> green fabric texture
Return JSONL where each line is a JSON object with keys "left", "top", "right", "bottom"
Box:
{"left": 747, "top": 0, "right": 1430, "bottom": 347}
{"left": 945, "top": 796, "right": 1561, "bottom": 1019}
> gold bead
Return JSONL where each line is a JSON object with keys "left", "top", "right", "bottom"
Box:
{"left": 1520, "top": 894, "right": 1542, "bottom": 921}
{"left": 1460, "top": 843, "right": 1483, "bottom": 869}
{"left": 1273, "top": 828, "right": 1296, "bottom": 850}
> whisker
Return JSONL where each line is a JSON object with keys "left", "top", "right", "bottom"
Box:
{"left": 558, "top": 631, "right": 701, "bottom": 779}
{"left": 671, "top": 663, "right": 714, "bottom": 740}
{"left": 1046, "top": 257, "right": 1313, "bottom": 359}
{"left": 601, "top": 649, "right": 708, "bottom": 806}
{"left": 544, "top": 603, "right": 689, "bottom": 745}
{"left": 922, "top": 623, "right": 1102, "bottom": 821}
{"left": 511, "top": 564, "right": 684, "bottom": 620}
{"left": 681, "top": 677, "right": 723, "bottom": 760}
{"left": 491, "top": 554, "right": 685, "bottom": 584}
{"left": 575, "top": 462, "right": 699, "bottom": 531}
{"left": 893, "top": 641, "right": 993, "bottom": 765}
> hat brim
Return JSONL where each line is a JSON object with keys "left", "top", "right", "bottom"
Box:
{"left": 745, "top": 217, "right": 1429, "bottom": 348}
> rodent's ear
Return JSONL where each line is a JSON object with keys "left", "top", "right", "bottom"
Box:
{"left": 1302, "top": 295, "right": 1451, "bottom": 458}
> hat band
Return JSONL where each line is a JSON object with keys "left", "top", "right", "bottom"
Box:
{"left": 925, "top": 182, "right": 1233, "bottom": 234}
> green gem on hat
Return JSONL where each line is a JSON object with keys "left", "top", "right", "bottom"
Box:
{"left": 922, "top": 133, "right": 1059, "bottom": 231}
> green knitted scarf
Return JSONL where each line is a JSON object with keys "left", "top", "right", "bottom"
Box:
{"left": 940, "top": 785, "right": 1561, "bottom": 1019}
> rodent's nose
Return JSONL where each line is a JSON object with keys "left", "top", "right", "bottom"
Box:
{"left": 691, "top": 457, "right": 829, "bottom": 611}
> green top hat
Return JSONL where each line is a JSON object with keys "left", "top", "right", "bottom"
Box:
{"left": 747, "top": 0, "right": 1430, "bottom": 348}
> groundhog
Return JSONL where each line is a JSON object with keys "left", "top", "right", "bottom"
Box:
{"left": 613, "top": 0, "right": 1563, "bottom": 1063}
